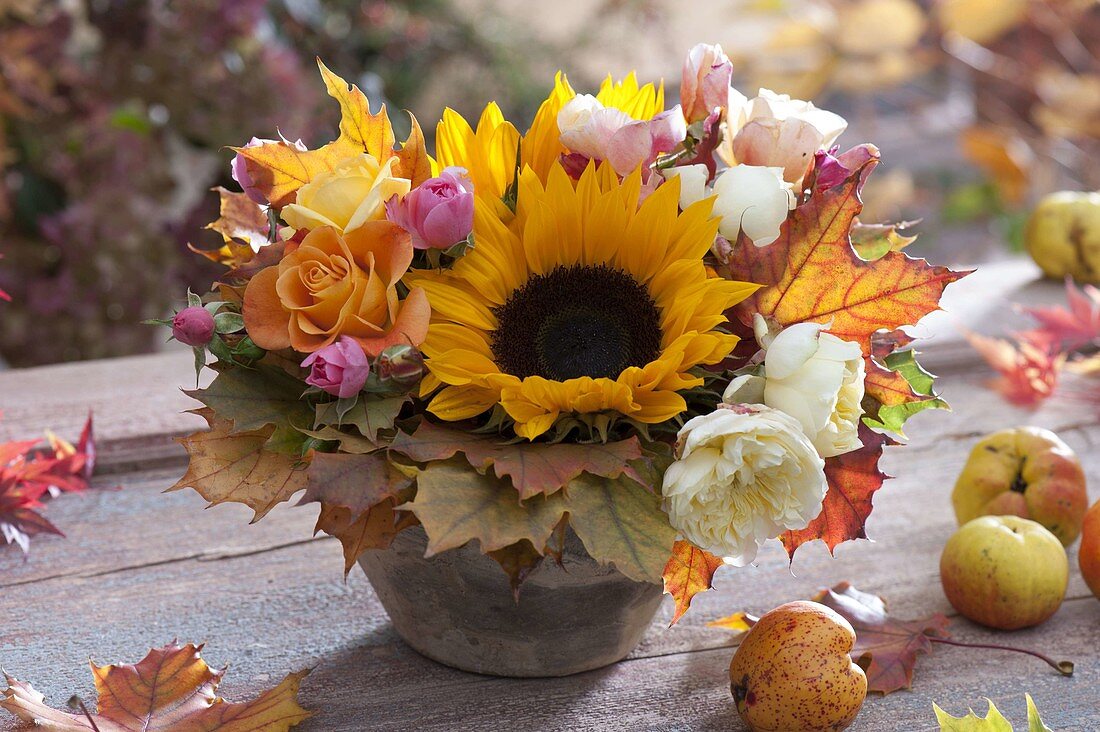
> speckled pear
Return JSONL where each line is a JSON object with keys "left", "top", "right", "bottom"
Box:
{"left": 729, "top": 600, "right": 867, "bottom": 732}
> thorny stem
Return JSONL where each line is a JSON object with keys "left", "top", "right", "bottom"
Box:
{"left": 929, "top": 636, "right": 1074, "bottom": 676}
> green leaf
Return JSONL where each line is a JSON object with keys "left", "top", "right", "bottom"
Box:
{"left": 214, "top": 311, "right": 245, "bottom": 334}
{"left": 186, "top": 289, "right": 202, "bottom": 308}
{"left": 564, "top": 474, "right": 677, "bottom": 584}
{"left": 406, "top": 461, "right": 567, "bottom": 556}
{"left": 1026, "top": 695, "right": 1052, "bottom": 732}
{"left": 851, "top": 221, "right": 918, "bottom": 261}
{"left": 934, "top": 699, "right": 1014, "bottom": 731}
{"left": 186, "top": 366, "right": 312, "bottom": 434}
{"left": 263, "top": 423, "right": 313, "bottom": 457}
{"left": 314, "top": 396, "right": 407, "bottom": 444}
{"left": 192, "top": 347, "right": 206, "bottom": 387}
{"left": 863, "top": 349, "right": 949, "bottom": 436}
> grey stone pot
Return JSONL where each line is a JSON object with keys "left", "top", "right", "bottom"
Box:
{"left": 358, "top": 525, "right": 664, "bottom": 677}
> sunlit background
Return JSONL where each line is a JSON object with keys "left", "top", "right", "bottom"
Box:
{"left": 1, "top": 0, "right": 1097, "bottom": 366}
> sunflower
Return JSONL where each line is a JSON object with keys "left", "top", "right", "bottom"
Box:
{"left": 435, "top": 103, "right": 520, "bottom": 214}
{"left": 406, "top": 163, "right": 758, "bottom": 440}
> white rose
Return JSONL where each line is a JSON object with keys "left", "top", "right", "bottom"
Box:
{"left": 662, "top": 404, "right": 827, "bottom": 565}
{"left": 725, "top": 315, "right": 866, "bottom": 458}
{"left": 711, "top": 165, "right": 796, "bottom": 247}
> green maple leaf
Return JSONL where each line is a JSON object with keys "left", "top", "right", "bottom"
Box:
{"left": 187, "top": 366, "right": 312, "bottom": 434}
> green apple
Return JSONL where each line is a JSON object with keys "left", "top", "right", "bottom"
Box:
{"left": 952, "top": 427, "right": 1088, "bottom": 545}
{"left": 940, "top": 515, "right": 1068, "bottom": 630}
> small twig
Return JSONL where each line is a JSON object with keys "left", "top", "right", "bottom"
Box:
{"left": 930, "top": 636, "right": 1074, "bottom": 676}
{"left": 66, "top": 695, "right": 101, "bottom": 731}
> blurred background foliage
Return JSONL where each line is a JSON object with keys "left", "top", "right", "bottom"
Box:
{"left": 0, "top": 0, "right": 1097, "bottom": 366}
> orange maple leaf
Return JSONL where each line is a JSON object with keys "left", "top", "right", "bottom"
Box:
{"left": 727, "top": 151, "right": 968, "bottom": 354}
{"left": 1, "top": 642, "right": 310, "bottom": 731}
{"left": 663, "top": 540, "right": 724, "bottom": 625}
{"left": 781, "top": 425, "right": 892, "bottom": 558}
{"left": 234, "top": 61, "right": 432, "bottom": 208}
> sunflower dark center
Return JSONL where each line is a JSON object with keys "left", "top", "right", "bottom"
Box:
{"left": 491, "top": 264, "right": 662, "bottom": 381}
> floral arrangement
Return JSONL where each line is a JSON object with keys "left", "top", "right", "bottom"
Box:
{"left": 170, "top": 43, "right": 965, "bottom": 622}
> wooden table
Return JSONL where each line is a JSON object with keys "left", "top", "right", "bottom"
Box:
{"left": 1, "top": 260, "right": 1097, "bottom": 731}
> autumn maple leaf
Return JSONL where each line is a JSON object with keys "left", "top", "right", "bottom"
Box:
{"left": 1, "top": 642, "right": 311, "bottom": 731}
{"left": 1017, "top": 278, "right": 1100, "bottom": 350}
{"left": 967, "top": 331, "right": 1065, "bottom": 407}
{"left": 0, "top": 414, "right": 95, "bottom": 553}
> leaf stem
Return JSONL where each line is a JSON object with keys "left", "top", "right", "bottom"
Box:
{"left": 929, "top": 636, "right": 1074, "bottom": 676}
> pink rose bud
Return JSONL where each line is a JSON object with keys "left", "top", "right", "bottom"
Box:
{"left": 374, "top": 344, "right": 424, "bottom": 387}
{"left": 385, "top": 167, "right": 474, "bottom": 250}
{"left": 681, "top": 43, "right": 734, "bottom": 124}
{"left": 171, "top": 306, "right": 215, "bottom": 347}
{"left": 302, "top": 336, "right": 371, "bottom": 398}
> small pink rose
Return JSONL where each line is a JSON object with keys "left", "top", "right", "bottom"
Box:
{"left": 301, "top": 336, "right": 371, "bottom": 398}
{"left": 172, "top": 306, "right": 215, "bottom": 347}
{"left": 681, "top": 43, "right": 734, "bottom": 124}
{"left": 385, "top": 167, "right": 474, "bottom": 250}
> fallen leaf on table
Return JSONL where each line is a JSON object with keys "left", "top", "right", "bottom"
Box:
{"left": 813, "top": 582, "right": 950, "bottom": 694}
{"left": 967, "top": 331, "right": 1065, "bottom": 407}
{"left": 0, "top": 413, "right": 96, "bottom": 553}
{"left": 933, "top": 693, "right": 1052, "bottom": 731}
{"left": 0, "top": 642, "right": 311, "bottom": 731}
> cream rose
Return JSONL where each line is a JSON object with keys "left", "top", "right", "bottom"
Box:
{"left": 281, "top": 153, "right": 411, "bottom": 234}
{"left": 662, "top": 404, "right": 827, "bottom": 565}
{"left": 724, "top": 315, "right": 866, "bottom": 458}
{"left": 663, "top": 163, "right": 795, "bottom": 247}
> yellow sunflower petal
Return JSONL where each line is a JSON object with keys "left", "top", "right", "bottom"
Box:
{"left": 429, "top": 384, "right": 502, "bottom": 421}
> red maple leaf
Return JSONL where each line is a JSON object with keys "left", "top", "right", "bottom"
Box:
{"left": 0, "top": 413, "right": 96, "bottom": 553}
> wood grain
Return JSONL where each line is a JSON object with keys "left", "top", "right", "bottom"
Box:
{"left": 1, "top": 260, "right": 1097, "bottom": 731}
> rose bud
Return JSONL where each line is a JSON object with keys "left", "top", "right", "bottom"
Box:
{"left": 172, "top": 306, "right": 215, "bottom": 347}
{"left": 302, "top": 336, "right": 371, "bottom": 399}
{"left": 375, "top": 344, "right": 424, "bottom": 387}
{"left": 385, "top": 167, "right": 474, "bottom": 250}
{"left": 680, "top": 43, "right": 734, "bottom": 124}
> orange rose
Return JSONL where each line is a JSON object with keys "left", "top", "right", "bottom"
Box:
{"left": 243, "top": 222, "right": 429, "bottom": 355}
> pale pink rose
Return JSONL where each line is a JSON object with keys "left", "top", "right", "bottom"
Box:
{"left": 558, "top": 95, "right": 688, "bottom": 177}
{"left": 730, "top": 90, "right": 848, "bottom": 186}
{"left": 604, "top": 107, "right": 688, "bottom": 176}
{"left": 385, "top": 167, "right": 474, "bottom": 250}
{"left": 681, "top": 43, "right": 734, "bottom": 123}
{"left": 302, "top": 336, "right": 371, "bottom": 399}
